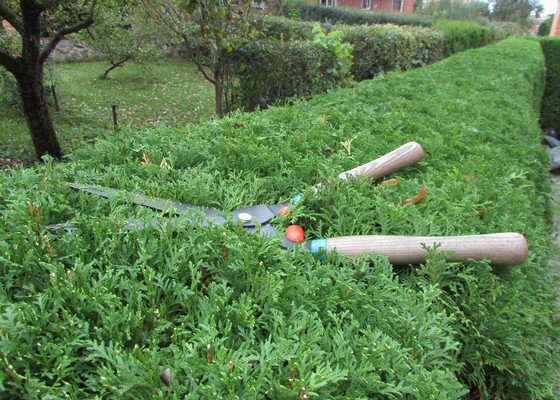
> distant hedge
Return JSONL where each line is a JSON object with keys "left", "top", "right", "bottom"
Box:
{"left": 345, "top": 24, "right": 444, "bottom": 80}
{"left": 279, "top": 1, "right": 433, "bottom": 27}
{"left": 538, "top": 37, "right": 560, "bottom": 134}
{"left": 229, "top": 40, "right": 345, "bottom": 112}
{"left": 259, "top": 16, "right": 445, "bottom": 82}
{"left": 433, "top": 19, "right": 493, "bottom": 56}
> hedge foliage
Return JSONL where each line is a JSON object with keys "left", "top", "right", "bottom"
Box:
{"left": 229, "top": 39, "right": 346, "bottom": 112}
{"left": 257, "top": 16, "right": 445, "bottom": 83}
{"left": 1, "top": 37, "right": 558, "bottom": 398}
{"left": 279, "top": 0, "right": 433, "bottom": 27}
{"left": 247, "top": 16, "right": 513, "bottom": 111}
{"left": 433, "top": 19, "right": 493, "bottom": 56}
{"left": 344, "top": 24, "right": 444, "bottom": 80}
{"left": 538, "top": 37, "right": 560, "bottom": 134}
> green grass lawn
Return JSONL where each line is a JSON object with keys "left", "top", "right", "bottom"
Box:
{"left": 0, "top": 59, "right": 215, "bottom": 166}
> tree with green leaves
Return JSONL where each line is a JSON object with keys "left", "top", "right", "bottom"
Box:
{"left": 419, "top": 0, "right": 490, "bottom": 20}
{"left": 537, "top": 13, "right": 554, "bottom": 35}
{"left": 82, "top": 0, "right": 161, "bottom": 79}
{"left": 137, "top": 0, "right": 260, "bottom": 116}
{"left": 490, "top": 0, "right": 542, "bottom": 26}
{"left": 0, "top": 0, "right": 97, "bottom": 160}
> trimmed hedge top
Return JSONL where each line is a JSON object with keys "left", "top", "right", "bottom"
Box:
{"left": 0, "top": 37, "right": 558, "bottom": 398}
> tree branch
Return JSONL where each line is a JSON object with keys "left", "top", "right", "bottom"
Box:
{"left": 192, "top": 57, "right": 215, "bottom": 84}
{"left": 0, "top": 48, "right": 19, "bottom": 75}
{"left": 0, "top": 3, "right": 23, "bottom": 33}
{"left": 39, "top": 0, "right": 97, "bottom": 64}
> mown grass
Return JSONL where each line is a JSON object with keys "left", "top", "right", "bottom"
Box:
{"left": 0, "top": 37, "right": 558, "bottom": 398}
{"left": 0, "top": 60, "right": 215, "bottom": 166}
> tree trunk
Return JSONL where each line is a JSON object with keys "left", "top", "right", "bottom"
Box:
{"left": 215, "top": 79, "right": 223, "bottom": 117}
{"left": 101, "top": 56, "right": 131, "bottom": 79}
{"left": 16, "top": 65, "right": 62, "bottom": 160}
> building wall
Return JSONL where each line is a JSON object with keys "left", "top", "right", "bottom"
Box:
{"left": 551, "top": 0, "right": 560, "bottom": 37}
{"left": 310, "top": 0, "right": 414, "bottom": 14}
{"left": 2, "top": 20, "right": 14, "bottom": 31}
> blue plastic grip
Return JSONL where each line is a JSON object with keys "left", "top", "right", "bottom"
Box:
{"left": 292, "top": 194, "right": 302, "bottom": 203}
{"left": 310, "top": 239, "right": 327, "bottom": 253}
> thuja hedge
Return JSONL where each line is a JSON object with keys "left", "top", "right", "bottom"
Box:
{"left": 344, "top": 24, "right": 444, "bottom": 80}
{"left": 232, "top": 22, "right": 444, "bottom": 111}
{"left": 279, "top": 0, "right": 433, "bottom": 27}
{"left": 538, "top": 37, "right": 560, "bottom": 134}
{"left": 253, "top": 16, "right": 445, "bottom": 91}
{"left": 260, "top": 16, "right": 499, "bottom": 81}
{"left": 229, "top": 40, "right": 346, "bottom": 112}
{"left": 433, "top": 19, "right": 493, "bottom": 56}
{"left": 1, "top": 37, "right": 558, "bottom": 398}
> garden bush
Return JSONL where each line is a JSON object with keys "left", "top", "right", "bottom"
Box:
{"left": 258, "top": 15, "right": 315, "bottom": 40}
{"left": 538, "top": 37, "right": 560, "bottom": 135}
{"left": 0, "top": 37, "right": 558, "bottom": 398}
{"left": 345, "top": 24, "right": 445, "bottom": 80}
{"left": 478, "top": 19, "right": 523, "bottom": 41}
{"left": 229, "top": 35, "right": 351, "bottom": 112}
{"left": 434, "top": 19, "right": 493, "bottom": 56}
{"left": 259, "top": 16, "right": 445, "bottom": 82}
{"left": 279, "top": 0, "right": 433, "bottom": 27}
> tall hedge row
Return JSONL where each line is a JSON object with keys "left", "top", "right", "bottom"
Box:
{"left": 344, "top": 24, "right": 445, "bottom": 80}
{"left": 260, "top": 16, "right": 502, "bottom": 76}
{"left": 255, "top": 16, "right": 446, "bottom": 86}
{"left": 235, "top": 20, "right": 445, "bottom": 108}
{"left": 0, "top": 37, "right": 557, "bottom": 398}
{"left": 538, "top": 37, "right": 560, "bottom": 134}
{"left": 433, "top": 20, "right": 493, "bottom": 56}
{"left": 229, "top": 40, "right": 344, "bottom": 111}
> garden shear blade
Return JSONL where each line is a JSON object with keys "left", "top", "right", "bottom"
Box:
{"left": 59, "top": 182, "right": 290, "bottom": 243}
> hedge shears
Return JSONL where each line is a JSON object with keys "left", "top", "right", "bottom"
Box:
{"left": 49, "top": 142, "right": 528, "bottom": 265}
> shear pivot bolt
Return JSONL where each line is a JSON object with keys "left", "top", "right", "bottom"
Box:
{"left": 238, "top": 212, "right": 252, "bottom": 223}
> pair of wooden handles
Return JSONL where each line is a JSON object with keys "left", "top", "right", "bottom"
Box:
{"left": 314, "top": 142, "right": 528, "bottom": 266}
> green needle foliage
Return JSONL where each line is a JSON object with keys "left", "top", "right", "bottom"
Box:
{"left": 0, "top": 37, "right": 558, "bottom": 398}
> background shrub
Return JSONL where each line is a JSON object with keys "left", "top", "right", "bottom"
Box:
{"left": 434, "top": 19, "right": 493, "bottom": 55}
{"left": 418, "top": 0, "right": 490, "bottom": 20}
{"left": 538, "top": 37, "right": 560, "bottom": 135}
{"left": 537, "top": 16, "right": 553, "bottom": 36}
{"left": 344, "top": 24, "right": 416, "bottom": 80}
{"left": 404, "top": 25, "right": 446, "bottom": 67}
{"left": 482, "top": 20, "right": 523, "bottom": 41}
{"left": 259, "top": 16, "right": 445, "bottom": 81}
{"left": 229, "top": 39, "right": 346, "bottom": 112}
{"left": 258, "top": 15, "right": 315, "bottom": 40}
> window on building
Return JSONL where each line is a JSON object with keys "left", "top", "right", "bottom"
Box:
{"left": 320, "top": 0, "right": 336, "bottom": 6}
{"left": 392, "top": 0, "right": 402, "bottom": 11}
{"left": 362, "top": 0, "right": 371, "bottom": 10}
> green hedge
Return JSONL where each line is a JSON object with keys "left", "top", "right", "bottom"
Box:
{"left": 345, "top": 24, "right": 444, "bottom": 80}
{"left": 229, "top": 40, "right": 344, "bottom": 111}
{"left": 259, "top": 15, "right": 315, "bottom": 40}
{"left": 433, "top": 19, "right": 493, "bottom": 56}
{"left": 0, "top": 37, "right": 557, "bottom": 398}
{"left": 538, "top": 37, "right": 560, "bottom": 134}
{"left": 259, "top": 16, "right": 445, "bottom": 82}
{"left": 280, "top": 0, "right": 433, "bottom": 27}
